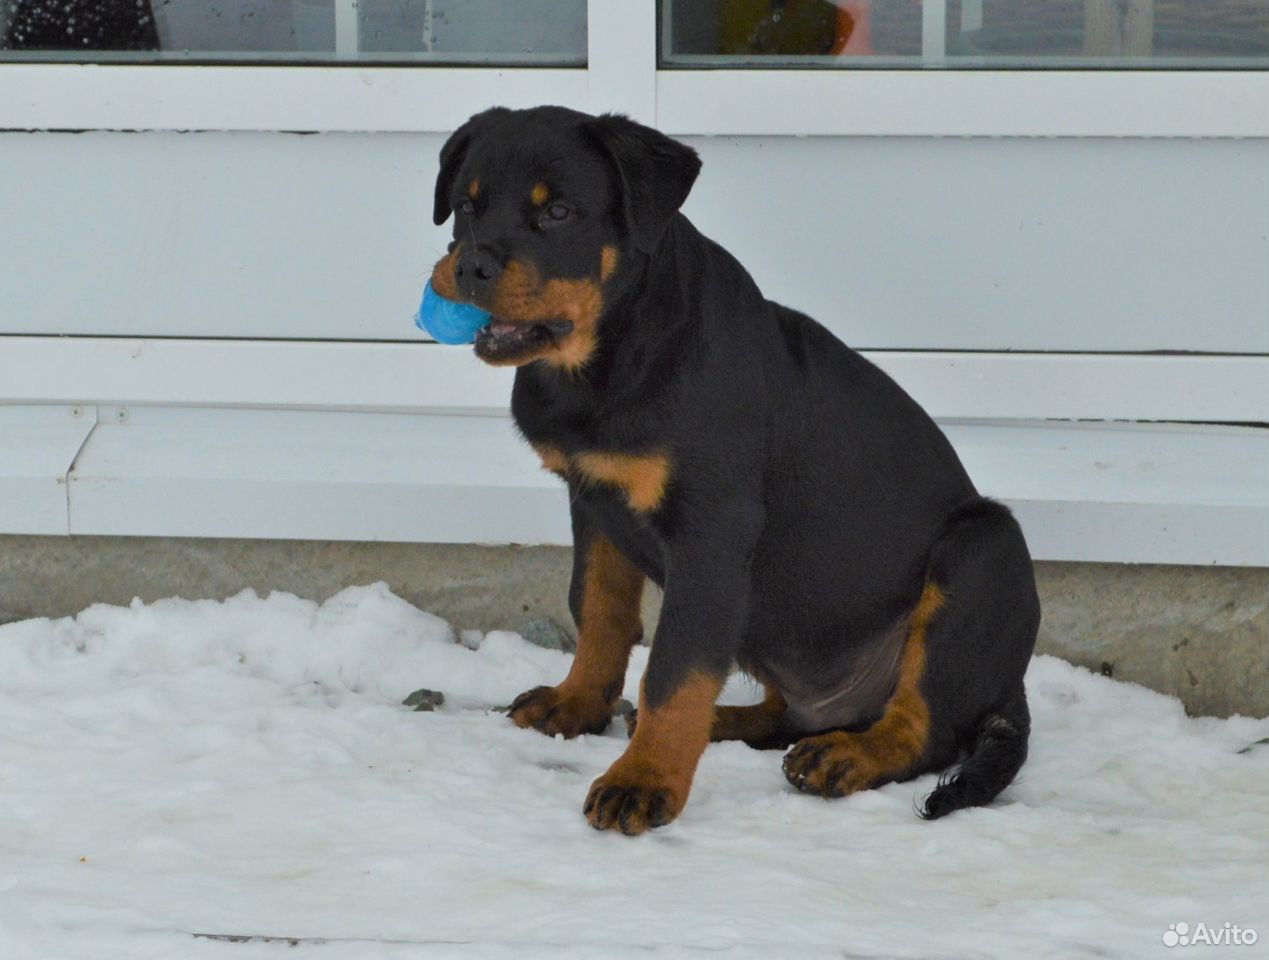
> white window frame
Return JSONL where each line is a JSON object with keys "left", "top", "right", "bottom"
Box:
{"left": 0, "top": 1, "right": 1266, "bottom": 137}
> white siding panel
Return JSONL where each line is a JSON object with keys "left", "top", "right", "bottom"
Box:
{"left": 2, "top": 337, "right": 1266, "bottom": 423}
{"left": 2, "top": 132, "right": 1265, "bottom": 352}
{"left": 947, "top": 421, "right": 1269, "bottom": 565}
{"left": 0, "top": 131, "right": 444, "bottom": 345}
{"left": 682, "top": 136, "right": 1269, "bottom": 354}
{"left": 61, "top": 406, "right": 1268, "bottom": 565}
{"left": 67, "top": 407, "right": 570, "bottom": 544}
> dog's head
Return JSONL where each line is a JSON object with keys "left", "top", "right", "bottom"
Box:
{"left": 430, "top": 106, "right": 700, "bottom": 370}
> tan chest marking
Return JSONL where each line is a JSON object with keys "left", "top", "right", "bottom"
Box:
{"left": 531, "top": 445, "right": 671, "bottom": 514}
{"left": 532, "top": 443, "right": 570, "bottom": 477}
{"left": 574, "top": 451, "right": 672, "bottom": 514}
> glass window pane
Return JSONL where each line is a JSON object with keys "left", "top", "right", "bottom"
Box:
{"left": 0, "top": 0, "right": 586, "bottom": 65}
{"left": 662, "top": 0, "right": 1269, "bottom": 69}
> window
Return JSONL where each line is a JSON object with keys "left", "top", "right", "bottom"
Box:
{"left": 0, "top": 0, "right": 587, "bottom": 65}
{"left": 662, "top": 0, "right": 1269, "bottom": 69}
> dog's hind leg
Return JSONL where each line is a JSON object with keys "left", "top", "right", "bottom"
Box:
{"left": 783, "top": 498, "right": 1039, "bottom": 810}
{"left": 781, "top": 581, "right": 946, "bottom": 797}
{"left": 711, "top": 681, "right": 791, "bottom": 747}
{"left": 625, "top": 678, "right": 792, "bottom": 748}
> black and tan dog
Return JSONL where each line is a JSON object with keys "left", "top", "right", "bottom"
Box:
{"left": 430, "top": 106, "right": 1039, "bottom": 835}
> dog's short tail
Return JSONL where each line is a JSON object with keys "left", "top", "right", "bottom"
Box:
{"left": 920, "top": 687, "right": 1030, "bottom": 820}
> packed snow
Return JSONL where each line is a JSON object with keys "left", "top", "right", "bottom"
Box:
{"left": 0, "top": 584, "right": 1265, "bottom": 959}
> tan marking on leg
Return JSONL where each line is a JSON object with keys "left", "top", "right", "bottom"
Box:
{"left": 783, "top": 582, "right": 943, "bottom": 797}
{"left": 711, "top": 681, "right": 787, "bottom": 743}
{"left": 532, "top": 442, "right": 569, "bottom": 476}
{"left": 530, "top": 182, "right": 550, "bottom": 206}
{"left": 572, "top": 451, "right": 671, "bottom": 514}
{"left": 560, "top": 536, "right": 645, "bottom": 702}
{"left": 586, "top": 671, "right": 723, "bottom": 834}
{"left": 508, "top": 535, "right": 643, "bottom": 738}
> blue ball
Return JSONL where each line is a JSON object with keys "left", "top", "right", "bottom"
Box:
{"left": 415, "top": 280, "right": 492, "bottom": 345}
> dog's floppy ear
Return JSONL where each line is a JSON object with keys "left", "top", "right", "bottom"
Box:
{"left": 584, "top": 113, "right": 701, "bottom": 254}
{"left": 433, "top": 107, "right": 510, "bottom": 226}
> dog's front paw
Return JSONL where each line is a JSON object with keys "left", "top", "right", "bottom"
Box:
{"left": 584, "top": 765, "right": 683, "bottom": 835}
{"left": 782, "top": 732, "right": 878, "bottom": 798}
{"left": 507, "top": 684, "right": 612, "bottom": 738}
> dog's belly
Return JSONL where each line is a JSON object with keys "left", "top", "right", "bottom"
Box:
{"left": 745, "top": 616, "right": 909, "bottom": 735}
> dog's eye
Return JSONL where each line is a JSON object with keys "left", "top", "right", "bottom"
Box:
{"left": 545, "top": 203, "right": 571, "bottom": 222}
{"left": 457, "top": 198, "right": 475, "bottom": 216}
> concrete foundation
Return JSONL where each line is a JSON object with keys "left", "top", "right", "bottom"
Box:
{"left": 2, "top": 534, "right": 1265, "bottom": 717}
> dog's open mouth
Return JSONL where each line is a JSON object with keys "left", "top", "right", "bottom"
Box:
{"left": 474, "top": 318, "right": 574, "bottom": 362}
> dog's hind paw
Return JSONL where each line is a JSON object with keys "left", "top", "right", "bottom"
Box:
{"left": 782, "top": 732, "right": 877, "bottom": 798}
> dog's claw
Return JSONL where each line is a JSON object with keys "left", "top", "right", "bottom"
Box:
{"left": 584, "top": 779, "right": 680, "bottom": 835}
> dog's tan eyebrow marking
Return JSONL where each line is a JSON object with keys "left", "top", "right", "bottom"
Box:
{"left": 530, "top": 182, "right": 550, "bottom": 206}
{"left": 467, "top": 179, "right": 480, "bottom": 199}
{"left": 600, "top": 246, "right": 620, "bottom": 283}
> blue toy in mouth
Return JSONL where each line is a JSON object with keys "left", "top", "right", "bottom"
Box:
{"left": 415, "top": 280, "right": 492, "bottom": 345}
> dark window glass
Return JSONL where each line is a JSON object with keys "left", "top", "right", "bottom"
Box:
{"left": 662, "top": 0, "right": 1269, "bottom": 69}
{"left": 0, "top": 0, "right": 586, "bottom": 64}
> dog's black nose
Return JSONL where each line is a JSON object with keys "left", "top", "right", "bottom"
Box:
{"left": 454, "top": 246, "right": 502, "bottom": 299}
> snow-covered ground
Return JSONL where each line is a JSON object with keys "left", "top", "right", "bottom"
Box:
{"left": 0, "top": 583, "right": 1265, "bottom": 960}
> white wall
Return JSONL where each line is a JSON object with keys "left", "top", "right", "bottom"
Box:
{"left": 0, "top": 54, "right": 1266, "bottom": 565}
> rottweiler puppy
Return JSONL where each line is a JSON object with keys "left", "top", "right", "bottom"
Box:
{"left": 430, "top": 106, "right": 1039, "bottom": 835}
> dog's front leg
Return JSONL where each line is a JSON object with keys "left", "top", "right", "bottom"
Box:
{"left": 508, "top": 500, "right": 645, "bottom": 738}
{"left": 585, "top": 504, "right": 762, "bottom": 835}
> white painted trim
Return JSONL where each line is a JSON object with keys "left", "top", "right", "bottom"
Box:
{"left": 586, "top": 0, "right": 657, "bottom": 122}
{"left": 923, "top": 0, "right": 947, "bottom": 62}
{"left": 1, "top": 337, "right": 1265, "bottom": 423}
{"left": 0, "top": 404, "right": 94, "bottom": 535}
{"left": 656, "top": 71, "right": 1269, "bottom": 139}
{"left": 334, "top": 0, "right": 359, "bottom": 60}
{"left": 0, "top": 65, "right": 590, "bottom": 133}
{"left": 44, "top": 406, "right": 1268, "bottom": 565}
{"left": 1, "top": 64, "right": 1264, "bottom": 137}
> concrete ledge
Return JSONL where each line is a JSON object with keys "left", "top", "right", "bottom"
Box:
{"left": 2, "top": 534, "right": 1264, "bottom": 718}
